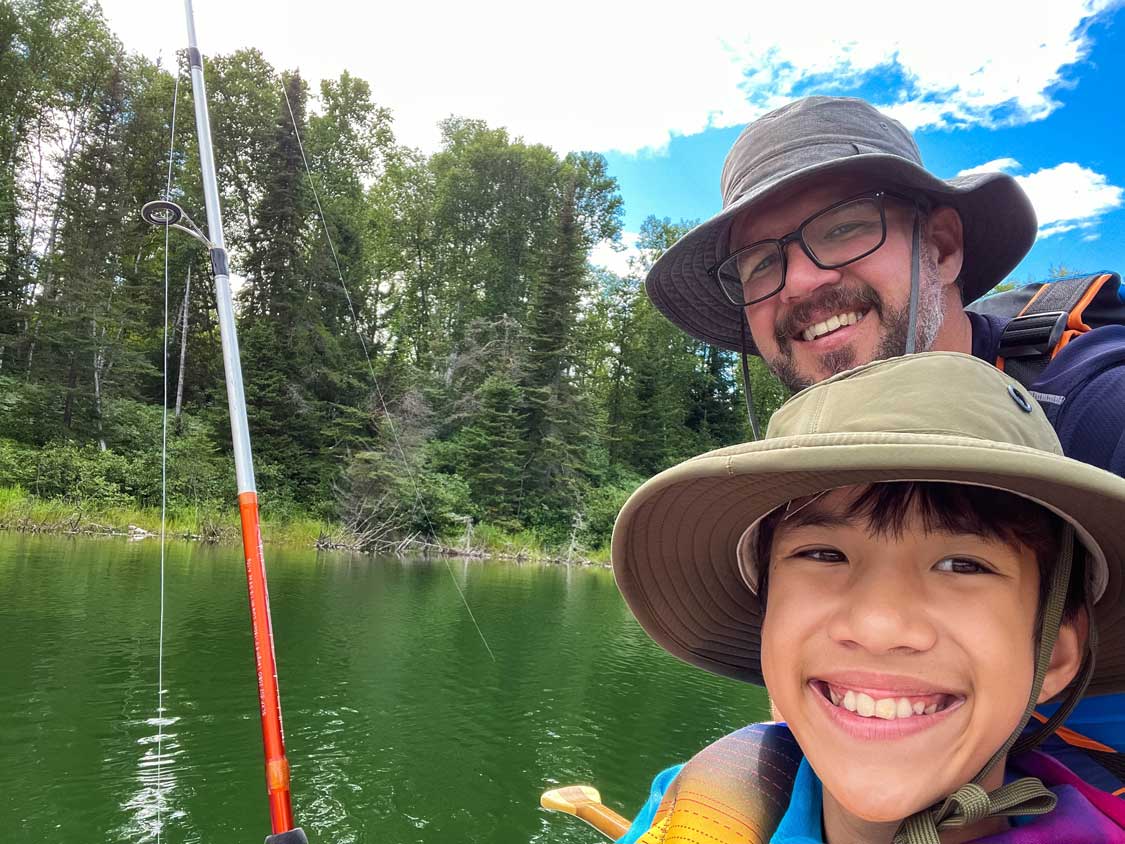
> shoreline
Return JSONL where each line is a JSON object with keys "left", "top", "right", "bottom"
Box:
{"left": 0, "top": 490, "right": 608, "bottom": 567}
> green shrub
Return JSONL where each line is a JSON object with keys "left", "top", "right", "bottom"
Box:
{"left": 579, "top": 473, "right": 644, "bottom": 550}
{"left": 24, "top": 443, "right": 131, "bottom": 506}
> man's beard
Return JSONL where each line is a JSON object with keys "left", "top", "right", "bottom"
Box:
{"left": 763, "top": 258, "right": 946, "bottom": 393}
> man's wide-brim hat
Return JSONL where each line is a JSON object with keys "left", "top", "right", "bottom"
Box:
{"left": 612, "top": 353, "right": 1125, "bottom": 696}
{"left": 645, "top": 97, "right": 1038, "bottom": 352}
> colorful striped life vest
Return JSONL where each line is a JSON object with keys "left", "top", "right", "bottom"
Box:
{"left": 625, "top": 722, "right": 1125, "bottom": 844}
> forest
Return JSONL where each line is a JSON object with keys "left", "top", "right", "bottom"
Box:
{"left": 0, "top": 0, "right": 789, "bottom": 554}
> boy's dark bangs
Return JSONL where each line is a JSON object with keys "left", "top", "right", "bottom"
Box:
{"left": 845, "top": 482, "right": 1061, "bottom": 562}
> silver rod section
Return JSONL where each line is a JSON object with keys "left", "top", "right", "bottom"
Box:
{"left": 214, "top": 274, "right": 256, "bottom": 493}
{"left": 183, "top": 0, "right": 256, "bottom": 494}
{"left": 185, "top": 1, "right": 225, "bottom": 252}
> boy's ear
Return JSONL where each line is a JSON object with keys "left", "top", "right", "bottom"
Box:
{"left": 1037, "top": 608, "right": 1089, "bottom": 703}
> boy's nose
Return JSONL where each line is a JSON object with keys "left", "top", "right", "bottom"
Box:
{"left": 826, "top": 566, "right": 938, "bottom": 655}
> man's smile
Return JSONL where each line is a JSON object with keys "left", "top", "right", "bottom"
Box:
{"left": 798, "top": 309, "right": 867, "bottom": 343}
{"left": 773, "top": 282, "right": 883, "bottom": 351}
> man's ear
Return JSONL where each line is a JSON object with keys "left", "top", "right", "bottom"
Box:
{"left": 926, "top": 205, "right": 964, "bottom": 289}
{"left": 1037, "top": 607, "right": 1089, "bottom": 703}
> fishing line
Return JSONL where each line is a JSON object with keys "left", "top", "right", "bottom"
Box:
{"left": 278, "top": 81, "right": 495, "bottom": 662}
{"left": 154, "top": 67, "right": 181, "bottom": 844}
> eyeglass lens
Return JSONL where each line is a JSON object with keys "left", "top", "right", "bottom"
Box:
{"left": 717, "top": 197, "right": 885, "bottom": 305}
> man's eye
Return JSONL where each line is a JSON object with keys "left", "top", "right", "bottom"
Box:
{"left": 743, "top": 254, "right": 777, "bottom": 280}
{"left": 824, "top": 221, "right": 872, "bottom": 239}
{"left": 934, "top": 557, "right": 993, "bottom": 574}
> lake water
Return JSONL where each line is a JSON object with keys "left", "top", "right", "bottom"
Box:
{"left": 0, "top": 534, "right": 768, "bottom": 843}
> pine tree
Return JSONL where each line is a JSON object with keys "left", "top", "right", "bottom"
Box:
{"left": 520, "top": 154, "right": 621, "bottom": 529}
{"left": 454, "top": 374, "right": 525, "bottom": 525}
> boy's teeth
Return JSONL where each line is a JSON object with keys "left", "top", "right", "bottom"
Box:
{"left": 823, "top": 684, "right": 949, "bottom": 720}
{"left": 874, "top": 697, "right": 897, "bottom": 719}
{"left": 802, "top": 311, "right": 860, "bottom": 342}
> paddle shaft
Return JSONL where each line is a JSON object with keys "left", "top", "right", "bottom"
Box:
{"left": 574, "top": 802, "right": 631, "bottom": 840}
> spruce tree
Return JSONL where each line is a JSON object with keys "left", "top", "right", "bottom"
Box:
{"left": 454, "top": 374, "right": 525, "bottom": 525}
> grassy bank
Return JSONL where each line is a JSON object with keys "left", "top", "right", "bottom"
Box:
{"left": 0, "top": 485, "right": 610, "bottom": 564}
{"left": 430, "top": 521, "right": 609, "bottom": 566}
{"left": 0, "top": 485, "right": 345, "bottom": 547}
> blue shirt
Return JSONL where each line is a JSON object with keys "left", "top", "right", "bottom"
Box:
{"left": 770, "top": 758, "right": 824, "bottom": 843}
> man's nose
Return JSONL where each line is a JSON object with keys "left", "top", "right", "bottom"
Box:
{"left": 825, "top": 564, "right": 938, "bottom": 655}
{"left": 777, "top": 241, "right": 842, "bottom": 304}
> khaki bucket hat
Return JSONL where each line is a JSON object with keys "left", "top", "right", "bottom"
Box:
{"left": 644, "top": 96, "right": 1038, "bottom": 352}
{"left": 612, "top": 353, "right": 1125, "bottom": 696}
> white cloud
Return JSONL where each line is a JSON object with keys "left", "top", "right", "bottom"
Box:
{"left": 1015, "top": 162, "right": 1124, "bottom": 238}
{"left": 589, "top": 232, "right": 641, "bottom": 278}
{"left": 98, "top": 0, "right": 1120, "bottom": 154}
{"left": 956, "top": 158, "right": 1022, "bottom": 178}
{"left": 1037, "top": 221, "right": 1085, "bottom": 238}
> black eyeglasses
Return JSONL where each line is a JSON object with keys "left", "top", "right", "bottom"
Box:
{"left": 708, "top": 191, "right": 919, "bottom": 307}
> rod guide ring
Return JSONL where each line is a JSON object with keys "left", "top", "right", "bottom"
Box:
{"left": 141, "top": 199, "right": 184, "bottom": 227}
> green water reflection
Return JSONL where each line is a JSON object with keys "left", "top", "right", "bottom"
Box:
{"left": 0, "top": 535, "right": 768, "bottom": 843}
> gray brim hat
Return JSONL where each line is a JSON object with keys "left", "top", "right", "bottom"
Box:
{"left": 612, "top": 353, "right": 1125, "bottom": 696}
{"left": 645, "top": 97, "right": 1038, "bottom": 352}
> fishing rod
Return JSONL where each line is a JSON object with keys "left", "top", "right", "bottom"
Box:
{"left": 141, "top": 2, "right": 307, "bottom": 841}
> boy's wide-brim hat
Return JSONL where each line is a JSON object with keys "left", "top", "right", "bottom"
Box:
{"left": 612, "top": 353, "right": 1125, "bottom": 696}
{"left": 645, "top": 97, "right": 1038, "bottom": 352}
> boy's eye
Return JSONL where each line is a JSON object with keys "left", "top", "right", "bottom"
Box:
{"left": 934, "top": 556, "right": 994, "bottom": 575}
{"left": 793, "top": 547, "right": 847, "bottom": 563}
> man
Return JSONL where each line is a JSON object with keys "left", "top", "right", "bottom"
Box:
{"left": 644, "top": 96, "right": 1125, "bottom": 476}
{"left": 642, "top": 95, "right": 1125, "bottom": 763}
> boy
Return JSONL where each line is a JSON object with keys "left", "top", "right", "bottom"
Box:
{"left": 611, "top": 353, "right": 1125, "bottom": 843}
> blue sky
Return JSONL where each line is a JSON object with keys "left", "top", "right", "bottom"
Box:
{"left": 601, "top": 8, "right": 1125, "bottom": 285}
{"left": 102, "top": 0, "right": 1125, "bottom": 287}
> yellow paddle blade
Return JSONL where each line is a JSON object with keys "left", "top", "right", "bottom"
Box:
{"left": 540, "top": 784, "right": 632, "bottom": 840}
{"left": 540, "top": 785, "right": 603, "bottom": 814}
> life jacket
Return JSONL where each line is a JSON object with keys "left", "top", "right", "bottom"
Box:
{"left": 964, "top": 271, "right": 1125, "bottom": 389}
{"left": 625, "top": 722, "right": 1125, "bottom": 844}
{"left": 628, "top": 723, "right": 799, "bottom": 844}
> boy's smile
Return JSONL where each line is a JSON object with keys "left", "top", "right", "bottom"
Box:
{"left": 809, "top": 672, "right": 965, "bottom": 741}
{"left": 759, "top": 485, "right": 1043, "bottom": 831}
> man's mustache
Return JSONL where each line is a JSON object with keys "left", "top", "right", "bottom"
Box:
{"left": 774, "top": 284, "right": 884, "bottom": 346}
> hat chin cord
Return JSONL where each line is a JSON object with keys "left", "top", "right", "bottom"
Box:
{"left": 893, "top": 526, "right": 1097, "bottom": 844}
{"left": 739, "top": 317, "right": 762, "bottom": 440}
{"left": 904, "top": 214, "right": 921, "bottom": 356}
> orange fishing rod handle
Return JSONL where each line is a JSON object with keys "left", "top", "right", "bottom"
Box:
{"left": 238, "top": 491, "right": 296, "bottom": 834}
